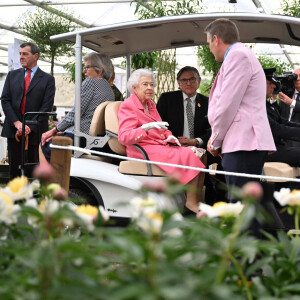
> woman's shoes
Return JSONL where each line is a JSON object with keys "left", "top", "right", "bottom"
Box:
{"left": 182, "top": 206, "right": 196, "bottom": 217}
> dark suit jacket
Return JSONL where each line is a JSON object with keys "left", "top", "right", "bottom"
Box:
{"left": 266, "top": 101, "right": 300, "bottom": 147}
{"left": 156, "top": 90, "right": 210, "bottom": 147}
{"left": 1, "top": 67, "right": 55, "bottom": 145}
{"left": 279, "top": 90, "right": 300, "bottom": 122}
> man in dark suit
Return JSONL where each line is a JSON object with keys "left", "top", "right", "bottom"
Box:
{"left": 277, "top": 68, "right": 300, "bottom": 147}
{"left": 157, "top": 66, "right": 225, "bottom": 204}
{"left": 1, "top": 42, "right": 55, "bottom": 179}
{"left": 157, "top": 66, "right": 210, "bottom": 148}
{"left": 264, "top": 68, "right": 300, "bottom": 167}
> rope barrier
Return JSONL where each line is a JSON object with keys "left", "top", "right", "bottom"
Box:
{"left": 50, "top": 144, "right": 300, "bottom": 183}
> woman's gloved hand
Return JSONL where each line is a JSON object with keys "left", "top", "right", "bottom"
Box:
{"left": 141, "top": 121, "right": 169, "bottom": 132}
{"left": 164, "top": 135, "right": 181, "bottom": 146}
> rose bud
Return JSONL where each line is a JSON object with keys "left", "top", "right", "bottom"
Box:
{"left": 242, "top": 181, "right": 263, "bottom": 200}
{"left": 33, "top": 163, "right": 54, "bottom": 183}
{"left": 52, "top": 187, "right": 67, "bottom": 200}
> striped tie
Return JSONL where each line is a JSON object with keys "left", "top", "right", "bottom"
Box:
{"left": 186, "top": 98, "right": 194, "bottom": 138}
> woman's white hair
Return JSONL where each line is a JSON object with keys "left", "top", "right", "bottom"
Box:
{"left": 127, "top": 69, "right": 157, "bottom": 94}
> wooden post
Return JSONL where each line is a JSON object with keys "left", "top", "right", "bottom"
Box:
{"left": 50, "top": 136, "right": 73, "bottom": 194}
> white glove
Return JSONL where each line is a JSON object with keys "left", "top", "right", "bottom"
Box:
{"left": 141, "top": 121, "right": 169, "bottom": 132}
{"left": 164, "top": 135, "right": 181, "bottom": 146}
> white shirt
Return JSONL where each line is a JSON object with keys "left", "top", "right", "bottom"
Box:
{"left": 289, "top": 89, "right": 300, "bottom": 121}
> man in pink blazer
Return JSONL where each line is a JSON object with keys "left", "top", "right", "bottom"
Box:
{"left": 205, "top": 18, "right": 276, "bottom": 191}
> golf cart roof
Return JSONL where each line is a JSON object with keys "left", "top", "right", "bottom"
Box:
{"left": 51, "top": 12, "right": 300, "bottom": 58}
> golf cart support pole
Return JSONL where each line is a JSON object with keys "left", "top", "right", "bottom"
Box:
{"left": 126, "top": 54, "right": 131, "bottom": 98}
{"left": 74, "top": 33, "right": 82, "bottom": 149}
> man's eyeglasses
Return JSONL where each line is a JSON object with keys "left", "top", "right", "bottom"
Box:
{"left": 83, "top": 65, "right": 97, "bottom": 71}
{"left": 179, "top": 77, "right": 197, "bottom": 84}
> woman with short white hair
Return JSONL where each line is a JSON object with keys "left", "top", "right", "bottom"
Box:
{"left": 118, "top": 68, "right": 206, "bottom": 213}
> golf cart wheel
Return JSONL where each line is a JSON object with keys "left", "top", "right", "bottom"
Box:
{"left": 68, "top": 188, "right": 97, "bottom": 206}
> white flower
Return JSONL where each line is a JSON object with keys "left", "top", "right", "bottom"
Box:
{"left": 38, "top": 199, "right": 60, "bottom": 215}
{"left": 75, "top": 205, "right": 99, "bottom": 231}
{"left": 0, "top": 191, "right": 21, "bottom": 225}
{"left": 164, "top": 227, "right": 182, "bottom": 237}
{"left": 164, "top": 212, "right": 184, "bottom": 237}
{"left": 137, "top": 211, "right": 163, "bottom": 234}
{"left": 24, "top": 198, "right": 38, "bottom": 208}
{"left": 274, "top": 188, "right": 300, "bottom": 207}
{"left": 99, "top": 206, "right": 110, "bottom": 222}
{"left": 25, "top": 199, "right": 61, "bottom": 227}
{"left": 199, "top": 201, "right": 244, "bottom": 218}
{"left": 171, "top": 212, "right": 184, "bottom": 222}
{"left": 5, "top": 176, "right": 38, "bottom": 202}
{"left": 130, "top": 196, "right": 157, "bottom": 218}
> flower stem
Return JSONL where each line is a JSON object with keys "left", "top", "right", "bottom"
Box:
{"left": 289, "top": 207, "right": 300, "bottom": 262}
{"left": 215, "top": 204, "right": 247, "bottom": 284}
{"left": 230, "top": 254, "right": 253, "bottom": 300}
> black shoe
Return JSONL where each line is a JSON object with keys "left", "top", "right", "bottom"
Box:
{"left": 182, "top": 206, "right": 196, "bottom": 217}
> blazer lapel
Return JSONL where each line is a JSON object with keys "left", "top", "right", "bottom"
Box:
{"left": 194, "top": 94, "right": 205, "bottom": 131}
{"left": 16, "top": 68, "right": 25, "bottom": 90}
{"left": 178, "top": 92, "right": 184, "bottom": 132}
{"left": 132, "top": 94, "right": 157, "bottom": 122}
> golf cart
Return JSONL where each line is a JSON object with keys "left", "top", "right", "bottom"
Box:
{"left": 50, "top": 12, "right": 300, "bottom": 223}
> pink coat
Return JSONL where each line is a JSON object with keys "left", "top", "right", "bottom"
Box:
{"left": 118, "top": 94, "right": 204, "bottom": 184}
{"left": 208, "top": 43, "right": 276, "bottom": 154}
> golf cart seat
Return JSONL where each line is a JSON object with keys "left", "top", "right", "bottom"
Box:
{"left": 89, "top": 101, "right": 111, "bottom": 136}
{"left": 104, "top": 101, "right": 167, "bottom": 176}
{"left": 80, "top": 101, "right": 112, "bottom": 162}
{"left": 261, "top": 162, "right": 300, "bottom": 232}
{"left": 263, "top": 162, "right": 300, "bottom": 182}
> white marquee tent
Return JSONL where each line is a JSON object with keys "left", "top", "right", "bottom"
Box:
{"left": 0, "top": 0, "right": 299, "bottom": 74}
{"left": 0, "top": 0, "right": 299, "bottom": 160}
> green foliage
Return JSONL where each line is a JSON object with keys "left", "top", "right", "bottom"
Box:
{"left": 198, "top": 79, "right": 212, "bottom": 97}
{"left": 18, "top": 8, "right": 77, "bottom": 75}
{"left": 131, "top": 51, "right": 159, "bottom": 70}
{"left": 64, "top": 61, "right": 85, "bottom": 83}
{"left": 198, "top": 45, "right": 222, "bottom": 77}
{"left": 257, "top": 55, "right": 291, "bottom": 75}
{"left": 281, "top": 0, "right": 300, "bottom": 17}
{"left": 1, "top": 175, "right": 300, "bottom": 299}
{"left": 198, "top": 45, "right": 222, "bottom": 92}
{"left": 133, "top": 0, "right": 203, "bottom": 19}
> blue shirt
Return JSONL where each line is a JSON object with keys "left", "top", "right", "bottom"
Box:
{"left": 224, "top": 43, "right": 238, "bottom": 61}
{"left": 24, "top": 65, "right": 38, "bottom": 81}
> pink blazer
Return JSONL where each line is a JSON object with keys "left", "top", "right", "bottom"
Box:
{"left": 208, "top": 43, "right": 276, "bottom": 153}
{"left": 118, "top": 94, "right": 173, "bottom": 151}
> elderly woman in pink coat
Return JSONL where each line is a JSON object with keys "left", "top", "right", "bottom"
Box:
{"left": 118, "top": 69, "right": 206, "bottom": 213}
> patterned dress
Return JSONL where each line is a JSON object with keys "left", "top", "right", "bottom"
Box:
{"left": 42, "top": 77, "right": 114, "bottom": 161}
{"left": 57, "top": 77, "right": 114, "bottom": 134}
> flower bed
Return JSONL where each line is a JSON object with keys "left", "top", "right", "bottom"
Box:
{"left": 0, "top": 167, "right": 300, "bottom": 299}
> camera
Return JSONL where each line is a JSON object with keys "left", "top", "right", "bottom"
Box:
{"left": 273, "top": 72, "right": 298, "bottom": 95}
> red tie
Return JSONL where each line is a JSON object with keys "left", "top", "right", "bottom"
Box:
{"left": 20, "top": 68, "right": 31, "bottom": 115}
